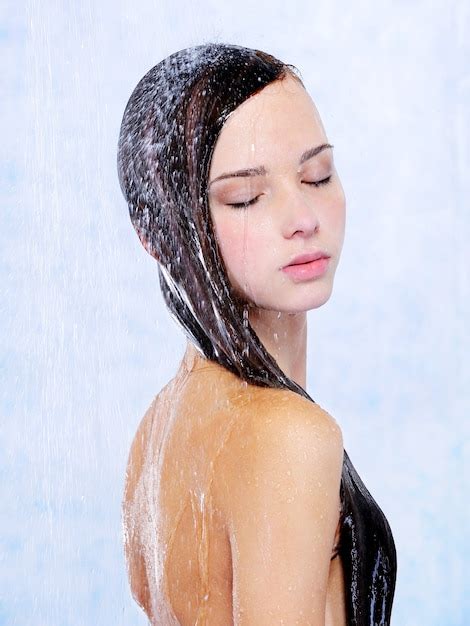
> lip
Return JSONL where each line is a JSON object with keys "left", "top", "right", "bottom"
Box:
{"left": 281, "top": 250, "right": 331, "bottom": 281}
{"left": 283, "top": 250, "right": 330, "bottom": 268}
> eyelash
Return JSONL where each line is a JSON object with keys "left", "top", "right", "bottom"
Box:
{"left": 226, "top": 176, "right": 333, "bottom": 209}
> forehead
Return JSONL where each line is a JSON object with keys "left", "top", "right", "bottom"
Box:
{"left": 209, "top": 74, "right": 327, "bottom": 174}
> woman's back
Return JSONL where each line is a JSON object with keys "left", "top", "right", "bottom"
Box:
{"left": 118, "top": 43, "right": 396, "bottom": 626}
{"left": 123, "top": 348, "right": 347, "bottom": 625}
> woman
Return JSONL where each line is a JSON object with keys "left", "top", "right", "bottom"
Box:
{"left": 118, "top": 43, "right": 397, "bottom": 625}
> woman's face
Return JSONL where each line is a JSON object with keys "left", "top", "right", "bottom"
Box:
{"left": 208, "top": 73, "right": 346, "bottom": 313}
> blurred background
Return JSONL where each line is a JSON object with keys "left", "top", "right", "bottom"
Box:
{"left": 1, "top": 1, "right": 469, "bottom": 624}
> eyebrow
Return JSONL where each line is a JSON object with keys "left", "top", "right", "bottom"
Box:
{"left": 208, "top": 143, "right": 334, "bottom": 188}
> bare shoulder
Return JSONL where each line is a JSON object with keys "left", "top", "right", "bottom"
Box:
{"left": 123, "top": 389, "right": 166, "bottom": 497}
{"left": 227, "top": 386, "right": 343, "bottom": 458}
{"left": 213, "top": 386, "right": 344, "bottom": 518}
{"left": 212, "top": 387, "right": 344, "bottom": 624}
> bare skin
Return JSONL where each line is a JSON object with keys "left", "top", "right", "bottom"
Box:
{"left": 123, "top": 73, "right": 348, "bottom": 625}
{"left": 207, "top": 73, "right": 346, "bottom": 388}
{"left": 124, "top": 349, "right": 346, "bottom": 625}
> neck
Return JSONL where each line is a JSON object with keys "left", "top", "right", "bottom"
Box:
{"left": 181, "top": 309, "right": 308, "bottom": 389}
{"left": 248, "top": 308, "right": 308, "bottom": 389}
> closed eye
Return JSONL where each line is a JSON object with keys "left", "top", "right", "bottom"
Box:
{"left": 304, "top": 175, "right": 332, "bottom": 188}
{"left": 226, "top": 176, "right": 332, "bottom": 209}
{"left": 226, "top": 196, "right": 262, "bottom": 209}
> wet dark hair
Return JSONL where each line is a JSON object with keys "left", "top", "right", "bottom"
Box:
{"left": 117, "top": 42, "right": 396, "bottom": 625}
{"left": 117, "top": 42, "right": 305, "bottom": 391}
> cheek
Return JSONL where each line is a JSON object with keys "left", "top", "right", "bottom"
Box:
{"left": 216, "top": 220, "right": 250, "bottom": 273}
{"left": 326, "top": 187, "right": 346, "bottom": 242}
{"left": 332, "top": 200, "right": 346, "bottom": 231}
{"left": 212, "top": 214, "right": 260, "bottom": 281}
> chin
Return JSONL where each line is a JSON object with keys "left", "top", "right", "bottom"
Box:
{"left": 287, "top": 293, "right": 332, "bottom": 313}
{"left": 284, "top": 277, "right": 334, "bottom": 311}
{"left": 254, "top": 280, "right": 335, "bottom": 314}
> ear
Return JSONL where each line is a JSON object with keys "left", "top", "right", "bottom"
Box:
{"left": 135, "top": 226, "right": 160, "bottom": 261}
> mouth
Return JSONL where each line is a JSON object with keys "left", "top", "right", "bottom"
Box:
{"left": 283, "top": 250, "right": 330, "bottom": 269}
{"left": 281, "top": 255, "right": 330, "bottom": 281}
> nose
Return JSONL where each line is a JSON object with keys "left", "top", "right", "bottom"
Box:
{"left": 279, "top": 180, "right": 320, "bottom": 239}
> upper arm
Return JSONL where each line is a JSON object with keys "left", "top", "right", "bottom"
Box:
{"left": 216, "top": 395, "right": 344, "bottom": 625}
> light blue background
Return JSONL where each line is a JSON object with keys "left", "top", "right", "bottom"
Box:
{"left": 2, "top": 1, "right": 469, "bottom": 624}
